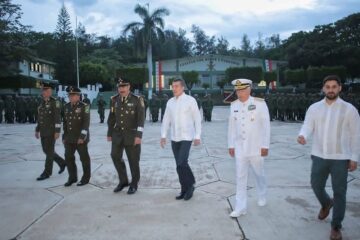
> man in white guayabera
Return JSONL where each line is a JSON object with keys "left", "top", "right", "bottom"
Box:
{"left": 160, "top": 78, "right": 201, "bottom": 201}
{"left": 298, "top": 75, "right": 360, "bottom": 240}
{"left": 227, "top": 78, "right": 270, "bottom": 218}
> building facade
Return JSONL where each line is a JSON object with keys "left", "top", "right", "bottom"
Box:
{"left": 152, "top": 54, "right": 287, "bottom": 91}
{"left": 0, "top": 58, "right": 59, "bottom": 95}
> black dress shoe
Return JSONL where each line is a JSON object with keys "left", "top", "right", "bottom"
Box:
{"left": 184, "top": 185, "right": 195, "bottom": 201}
{"left": 127, "top": 186, "right": 137, "bottom": 194}
{"left": 77, "top": 181, "right": 89, "bottom": 186}
{"left": 175, "top": 192, "right": 186, "bottom": 200}
{"left": 58, "top": 165, "right": 66, "bottom": 174}
{"left": 36, "top": 173, "right": 49, "bottom": 181}
{"left": 64, "top": 179, "right": 77, "bottom": 187}
{"left": 113, "top": 183, "right": 129, "bottom": 193}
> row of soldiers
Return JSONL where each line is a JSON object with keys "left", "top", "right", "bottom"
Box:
{"left": 0, "top": 95, "right": 42, "bottom": 124}
{"left": 146, "top": 93, "right": 214, "bottom": 122}
{"left": 253, "top": 92, "right": 360, "bottom": 122}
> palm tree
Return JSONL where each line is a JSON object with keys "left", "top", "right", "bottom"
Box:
{"left": 123, "top": 4, "right": 170, "bottom": 99}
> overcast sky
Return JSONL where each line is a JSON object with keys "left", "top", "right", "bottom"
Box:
{"left": 14, "top": 0, "right": 360, "bottom": 47}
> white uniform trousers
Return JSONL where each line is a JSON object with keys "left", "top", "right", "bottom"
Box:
{"left": 234, "top": 155, "right": 267, "bottom": 211}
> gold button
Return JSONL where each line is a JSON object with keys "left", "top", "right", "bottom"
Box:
{"left": 121, "top": 127, "right": 124, "bottom": 130}
{"left": 121, "top": 121, "right": 123, "bottom": 123}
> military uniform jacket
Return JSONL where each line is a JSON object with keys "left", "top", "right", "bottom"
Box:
{"left": 107, "top": 93, "right": 145, "bottom": 145}
{"left": 228, "top": 97, "right": 270, "bottom": 157}
{"left": 63, "top": 101, "right": 90, "bottom": 143}
{"left": 97, "top": 99, "right": 106, "bottom": 110}
{"left": 35, "top": 97, "right": 61, "bottom": 137}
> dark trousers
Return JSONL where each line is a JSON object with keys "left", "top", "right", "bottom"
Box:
{"left": 41, "top": 136, "right": 66, "bottom": 176}
{"left": 171, "top": 141, "right": 195, "bottom": 193}
{"left": 111, "top": 135, "right": 141, "bottom": 188}
{"left": 98, "top": 109, "right": 105, "bottom": 123}
{"left": 310, "top": 155, "right": 348, "bottom": 229}
{"left": 64, "top": 142, "right": 91, "bottom": 183}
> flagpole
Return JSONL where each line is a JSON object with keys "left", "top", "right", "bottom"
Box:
{"left": 75, "top": 16, "right": 79, "bottom": 88}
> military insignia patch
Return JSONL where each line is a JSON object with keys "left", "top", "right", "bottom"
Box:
{"left": 85, "top": 105, "right": 90, "bottom": 113}
{"left": 248, "top": 105, "right": 256, "bottom": 111}
{"left": 56, "top": 101, "right": 60, "bottom": 108}
{"left": 140, "top": 97, "right": 144, "bottom": 108}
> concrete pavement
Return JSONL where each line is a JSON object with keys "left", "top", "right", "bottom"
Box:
{"left": 0, "top": 107, "right": 359, "bottom": 240}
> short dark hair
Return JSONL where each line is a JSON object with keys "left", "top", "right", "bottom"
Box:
{"left": 323, "top": 75, "right": 341, "bottom": 86}
{"left": 172, "top": 78, "right": 185, "bottom": 87}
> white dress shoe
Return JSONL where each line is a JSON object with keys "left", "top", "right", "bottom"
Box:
{"left": 258, "top": 198, "right": 267, "bottom": 207}
{"left": 229, "top": 210, "right": 247, "bottom": 218}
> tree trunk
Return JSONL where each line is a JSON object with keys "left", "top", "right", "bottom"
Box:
{"left": 147, "top": 43, "right": 153, "bottom": 100}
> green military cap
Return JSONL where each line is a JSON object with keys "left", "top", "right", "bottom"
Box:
{"left": 117, "top": 78, "right": 130, "bottom": 87}
{"left": 66, "top": 86, "right": 81, "bottom": 95}
{"left": 40, "top": 81, "right": 53, "bottom": 90}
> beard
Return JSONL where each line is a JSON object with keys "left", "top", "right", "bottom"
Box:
{"left": 325, "top": 92, "right": 339, "bottom": 100}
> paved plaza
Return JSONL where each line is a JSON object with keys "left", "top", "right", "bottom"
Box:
{"left": 0, "top": 106, "right": 359, "bottom": 240}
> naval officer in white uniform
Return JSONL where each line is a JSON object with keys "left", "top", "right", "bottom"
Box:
{"left": 227, "top": 79, "right": 271, "bottom": 218}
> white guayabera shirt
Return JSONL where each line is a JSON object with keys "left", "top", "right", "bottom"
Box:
{"left": 299, "top": 97, "right": 360, "bottom": 162}
{"left": 161, "top": 92, "right": 201, "bottom": 142}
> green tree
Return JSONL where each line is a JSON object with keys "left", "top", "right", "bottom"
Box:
{"left": 123, "top": 4, "right": 170, "bottom": 99}
{"left": 253, "top": 33, "right": 266, "bottom": 59}
{"left": 215, "top": 36, "right": 229, "bottom": 55}
{"left": 216, "top": 79, "right": 227, "bottom": 94}
{"left": 225, "top": 67, "right": 263, "bottom": 83}
{"left": 240, "top": 34, "right": 252, "bottom": 57}
{"left": 264, "top": 71, "right": 277, "bottom": 88}
{"left": 83, "top": 48, "right": 124, "bottom": 80}
{"left": 191, "top": 25, "right": 216, "bottom": 55}
{"left": 202, "top": 83, "right": 210, "bottom": 95}
{"left": 79, "top": 62, "right": 109, "bottom": 85}
{"left": 54, "top": 4, "right": 75, "bottom": 85}
{"left": 284, "top": 69, "right": 306, "bottom": 86}
{"left": 117, "top": 67, "right": 148, "bottom": 90}
{"left": 0, "top": 0, "right": 31, "bottom": 78}
{"left": 157, "top": 29, "right": 193, "bottom": 59}
{"left": 181, "top": 70, "right": 200, "bottom": 95}
{"left": 27, "top": 31, "right": 56, "bottom": 61}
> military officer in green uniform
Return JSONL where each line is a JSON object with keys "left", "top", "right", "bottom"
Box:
{"left": 96, "top": 95, "right": 107, "bottom": 123}
{"left": 202, "top": 94, "right": 214, "bottom": 122}
{"left": 160, "top": 93, "right": 169, "bottom": 122}
{"left": 35, "top": 82, "right": 66, "bottom": 181}
{"left": 5, "top": 95, "right": 15, "bottom": 123}
{"left": 149, "top": 93, "right": 160, "bottom": 122}
{"left": 63, "top": 86, "right": 91, "bottom": 187}
{"left": 107, "top": 78, "right": 145, "bottom": 194}
{"left": 83, "top": 93, "right": 91, "bottom": 106}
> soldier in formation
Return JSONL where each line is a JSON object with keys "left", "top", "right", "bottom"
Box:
{"left": 202, "top": 94, "right": 214, "bottom": 122}
{"left": 97, "top": 95, "right": 107, "bottom": 123}
{"left": 149, "top": 93, "right": 160, "bottom": 122}
{"left": 160, "top": 93, "right": 169, "bottom": 122}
